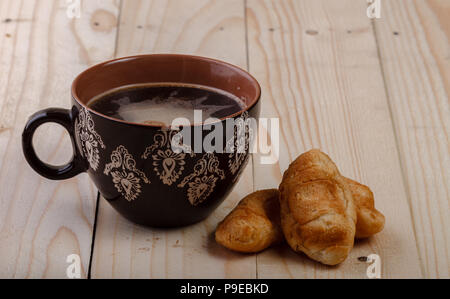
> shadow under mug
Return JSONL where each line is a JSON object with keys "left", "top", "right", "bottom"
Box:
{"left": 22, "top": 54, "right": 261, "bottom": 228}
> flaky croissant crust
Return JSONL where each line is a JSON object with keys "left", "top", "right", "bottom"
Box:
{"left": 215, "top": 150, "right": 385, "bottom": 266}
{"left": 344, "top": 178, "right": 385, "bottom": 239}
{"left": 279, "top": 150, "right": 357, "bottom": 265}
{"left": 215, "top": 189, "right": 283, "bottom": 253}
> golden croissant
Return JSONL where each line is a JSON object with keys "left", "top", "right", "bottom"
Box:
{"left": 344, "top": 178, "right": 385, "bottom": 238}
{"left": 279, "top": 150, "right": 357, "bottom": 265}
{"left": 215, "top": 189, "right": 283, "bottom": 253}
{"left": 215, "top": 150, "right": 385, "bottom": 265}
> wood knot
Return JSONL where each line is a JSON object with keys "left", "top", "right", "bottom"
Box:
{"left": 90, "top": 9, "right": 117, "bottom": 33}
{"left": 306, "top": 29, "right": 318, "bottom": 36}
{"left": 358, "top": 256, "right": 368, "bottom": 262}
{"left": 0, "top": 126, "right": 11, "bottom": 134}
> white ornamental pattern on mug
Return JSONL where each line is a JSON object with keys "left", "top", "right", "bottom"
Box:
{"left": 104, "top": 146, "right": 150, "bottom": 202}
{"left": 75, "top": 107, "right": 105, "bottom": 171}
{"left": 178, "top": 153, "right": 225, "bottom": 206}
{"left": 226, "top": 111, "right": 252, "bottom": 175}
{"left": 142, "top": 129, "right": 195, "bottom": 186}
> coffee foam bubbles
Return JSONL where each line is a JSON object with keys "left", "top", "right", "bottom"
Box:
{"left": 98, "top": 84, "right": 246, "bottom": 126}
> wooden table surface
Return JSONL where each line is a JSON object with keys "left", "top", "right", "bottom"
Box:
{"left": 0, "top": 0, "right": 448, "bottom": 279}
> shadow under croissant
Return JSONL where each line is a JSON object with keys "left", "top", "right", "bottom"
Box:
{"left": 260, "top": 243, "right": 344, "bottom": 271}
{"left": 206, "top": 230, "right": 258, "bottom": 261}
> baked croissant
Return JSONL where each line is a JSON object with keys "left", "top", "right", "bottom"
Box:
{"left": 344, "top": 178, "right": 385, "bottom": 239}
{"left": 215, "top": 189, "right": 283, "bottom": 253}
{"left": 279, "top": 150, "right": 357, "bottom": 265}
{"left": 216, "top": 180, "right": 384, "bottom": 252}
{"left": 215, "top": 150, "right": 385, "bottom": 265}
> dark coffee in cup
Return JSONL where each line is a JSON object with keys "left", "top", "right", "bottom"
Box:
{"left": 87, "top": 83, "right": 246, "bottom": 126}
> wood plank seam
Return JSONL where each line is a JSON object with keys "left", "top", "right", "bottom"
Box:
{"left": 244, "top": 0, "right": 250, "bottom": 72}
{"left": 371, "top": 0, "right": 449, "bottom": 277}
{"left": 86, "top": 0, "right": 123, "bottom": 279}
{"left": 90, "top": 0, "right": 256, "bottom": 278}
{"left": 370, "top": 18, "right": 425, "bottom": 278}
{"left": 1, "top": 0, "right": 120, "bottom": 278}
{"left": 87, "top": 193, "right": 101, "bottom": 279}
{"left": 243, "top": 0, "right": 259, "bottom": 279}
{"left": 113, "top": 0, "right": 124, "bottom": 59}
{"left": 393, "top": 4, "right": 439, "bottom": 275}
{"left": 401, "top": 6, "right": 450, "bottom": 270}
{"left": 246, "top": 0, "right": 422, "bottom": 278}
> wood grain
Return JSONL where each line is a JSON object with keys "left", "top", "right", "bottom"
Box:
{"left": 2, "top": 0, "right": 447, "bottom": 279}
{"left": 0, "top": 0, "right": 119, "bottom": 278}
{"left": 90, "top": 0, "right": 256, "bottom": 279}
{"left": 373, "top": 0, "right": 449, "bottom": 278}
{"left": 247, "top": 0, "right": 423, "bottom": 278}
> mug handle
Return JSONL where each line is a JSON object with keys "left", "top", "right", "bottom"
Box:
{"left": 22, "top": 108, "right": 87, "bottom": 180}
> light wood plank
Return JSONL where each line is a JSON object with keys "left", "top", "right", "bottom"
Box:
{"left": 247, "top": 0, "right": 423, "bottom": 278}
{"left": 373, "top": 0, "right": 449, "bottom": 278}
{"left": 91, "top": 0, "right": 256, "bottom": 279}
{"left": 0, "top": 0, "right": 119, "bottom": 278}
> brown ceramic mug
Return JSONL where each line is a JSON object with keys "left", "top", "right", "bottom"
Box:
{"left": 22, "top": 54, "right": 261, "bottom": 227}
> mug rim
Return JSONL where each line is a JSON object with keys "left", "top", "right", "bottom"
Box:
{"left": 71, "top": 54, "right": 262, "bottom": 128}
